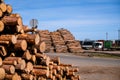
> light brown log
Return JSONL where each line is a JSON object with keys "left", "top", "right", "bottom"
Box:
{"left": 71, "top": 75, "right": 80, "bottom": 80}
{"left": 53, "top": 65, "right": 60, "bottom": 71}
{"left": 15, "top": 59, "right": 26, "bottom": 70}
{"left": 0, "top": 35, "right": 17, "bottom": 44}
{"left": 0, "top": 20, "right": 4, "bottom": 32}
{"left": 21, "top": 74, "right": 34, "bottom": 80}
{"left": 2, "top": 16, "right": 23, "bottom": 26}
{"left": 10, "top": 13, "right": 21, "bottom": 17}
{"left": 9, "top": 52, "right": 15, "bottom": 57}
{"left": 55, "top": 74, "right": 62, "bottom": 80}
{"left": 0, "top": 9, "right": 3, "bottom": 17}
{"left": 0, "top": 3, "right": 6, "bottom": 12}
{"left": 3, "top": 60, "right": 17, "bottom": 66}
{"left": 17, "top": 34, "right": 40, "bottom": 45}
{"left": 35, "top": 53, "right": 46, "bottom": 59}
{"left": 6, "top": 4, "right": 12, "bottom": 14}
{"left": 0, "top": 45, "right": 7, "bottom": 56}
{"left": 50, "top": 57, "right": 60, "bottom": 65}
{"left": 14, "top": 40, "right": 27, "bottom": 51}
{"left": 31, "top": 55, "right": 36, "bottom": 64}
{"left": 35, "top": 41, "right": 46, "bottom": 53}
{"left": 2, "top": 65, "right": 15, "bottom": 74}
{"left": 22, "top": 50, "right": 32, "bottom": 60}
{"left": 25, "top": 62, "right": 33, "bottom": 74}
{"left": 0, "top": 57, "right": 2, "bottom": 66}
{"left": 32, "top": 68, "right": 49, "bottom": 77}
{"left": 0, "top": 41, "right": 9, "bottom": 45}
{"left": 24, "top": 28, "right": 37, "bottom": 33}
{"left": 5, "top": 73, "right": 21, "bottom": 80}
{"left": 4, "top": 57, "right": 22, "bottom": 63}
{"left": 33, "top": 65, "right": 48, "bottom": 70}
{"left": 60, "top": 63, "right": 72, "bottom": 67}
{"left": 0, "top": 68, "right": 5, "bottom": 80}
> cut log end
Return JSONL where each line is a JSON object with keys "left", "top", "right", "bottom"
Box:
{"left": 11, "top": 35, "right": 17, "bottom": 44}
{"left": 6, "top": 4, "right": 13, "bottom": 14}
{"left": 0, "top": 68, "right": 5, "bottom": 80}
{"left": 0, "top": 3, "right": 7, "bottom": 12}
{"left": 0, "top": 21, "right": 4, "bottom": 32}
{"left": 35, "top": 34, "right": 40, "bottom": 45}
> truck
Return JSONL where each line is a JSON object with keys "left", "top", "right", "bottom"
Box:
{"left": 93, "top": 40, "right": 120, "bottom": 51}
{"left": 81, "top": 40, "right": 95, "bottom": 50}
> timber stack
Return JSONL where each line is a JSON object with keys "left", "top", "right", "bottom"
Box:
{"left": 38, "top": 29, "right": 83, "bottom": 53}
{"left": 0, "top": 0, "right": 80, "bottom": 80}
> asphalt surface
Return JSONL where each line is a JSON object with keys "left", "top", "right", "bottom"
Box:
{"left": 46, "top": 53, "right": 120, "bottom": 67}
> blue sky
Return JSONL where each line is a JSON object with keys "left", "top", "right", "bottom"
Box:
{"left": 5, "top": 0, "right": 120, "bottom": 40}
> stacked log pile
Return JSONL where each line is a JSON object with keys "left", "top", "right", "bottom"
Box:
{"left": 0, "top": 0, "right": 80, "bottom": 80}
{"left": 38, "top": 30, "right": 53, "bottom": 53}
{"left": 50, "top": 31, "right": 68, "bottom": 53}
{"left": 57, "top": 28, "right": 83, "bottom": 53}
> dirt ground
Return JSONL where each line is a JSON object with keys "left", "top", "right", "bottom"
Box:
{"left": 78, "top": 66, "right": 120, "bottom": 80}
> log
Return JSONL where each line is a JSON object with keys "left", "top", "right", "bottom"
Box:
{"left": 35, "top": 41, "right": 46, "bottom": 53}
{"left": 50, "top": 57, "right": 60, "bottom": 65}
{"left": 10, "top": 13, "right": 21, "bottom": 17}
{"left": 0, "top": 57, "right": 2, "bottom": 66}
{"left": 0, "top": 68, "right": 5, "bottom": 80}
{"left": 31, "top": 55, "right": 36, "bottom": 64}
{"left": 24, "top": 28, "right": 37, "bottom": 33}
{"left": 6, "top": 4, "right": 12, "bottom": 14}
{"left": 3, "top": 60, "right": 17, "bottom": 66}
{"left": 0, "top": 3, "right": 6, "bottom": 12}
{"left": 35, "top": 53, "right": 46, "bottom": 59}
{"left": 0, "top": 41, "right": 9, "bottom": 45}
{"left": 22, "top": 50, "right": 32, "bottom": 60}
{"left": 4, "top": 57, "right": 22, "bottom": 64}
{"left": 33, "top": 65, "right": 48, "bottom": 70}
{"left": 2, "top": 65, "right": 15, "bottom": 74}
{"left": 25, "top": 62, "right": 33, "bottom": 74}
{"left": 14, "top": 40, "right": 27, "bottom": 51}
{"left": 5, "top": 73, "right": 21, "bottom": 80}
{"left": 21, "top": 74, "right": 34, "bottom": 80}
{"left": 0, "top": 45, "right": 7, "bottom": 56}
{"left": 0, "top": 20, "right": 4, "bottom": 32}
{"left": 17, "top": 34, "right": 40, "bottom": 45}
{"left": 0, "top": 9, "right": 3, "bottom": 17}
{"left": 15, "top": 59, "right": 26, "bottom": 70}
{"left": 71, "top": 75, "right": 80, "bottom": 80}
{"left": 32, "top": 68, "right": 49, "bottom": 77}
{"left": 2, "top": 16, "right": 23, "bottom": 26}
{"left": 0, "top": 35, "right": 17, "bottom": 44}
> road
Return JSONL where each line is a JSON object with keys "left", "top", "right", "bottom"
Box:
{"left": 47, "top": 53, "right": 120, "bottom": 67}
{"left": 46, "top": 53, "right": 120, "bottom": 80}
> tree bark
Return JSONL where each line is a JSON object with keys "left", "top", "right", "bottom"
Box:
{"left": 2, "top": 65, "right": 15, "bottom": 74}
{"left": 0, "top": 35, "right": 17, "bottom": 44}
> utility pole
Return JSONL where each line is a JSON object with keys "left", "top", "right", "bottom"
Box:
{"left": 106, "top": 32, "right": 108, "bottom": 40}
{"left": 118, "top": 29, "right": 120, "bottom": 40}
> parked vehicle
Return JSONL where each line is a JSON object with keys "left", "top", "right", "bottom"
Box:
{"left": 81, "top": 40, "right": 95, "bottom": 50}
{"left": 93, "top": 40, "right": 120, "bottom": 51}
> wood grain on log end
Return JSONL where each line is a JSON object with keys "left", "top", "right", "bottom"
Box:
{"left": 0, "top": 3, "right": 6, "bottom": 12}
{"left": 6, "top": 4, "right": 12, "bottom": 14}
{"left": 0, "top": 68, "right": 5, "bottom": 80}
{"left": 0, "top": 21, "right": 4, "bottom": 32}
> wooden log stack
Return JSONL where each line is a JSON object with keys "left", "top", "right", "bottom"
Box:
{"left": 0, "top": 0, "right": 80, "bottom": 80}
{"left": 38, "top": 30, "right": 53, "bottom": 53}
{"left": 50, "top": 31, "right": 68, "bottom": 53}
